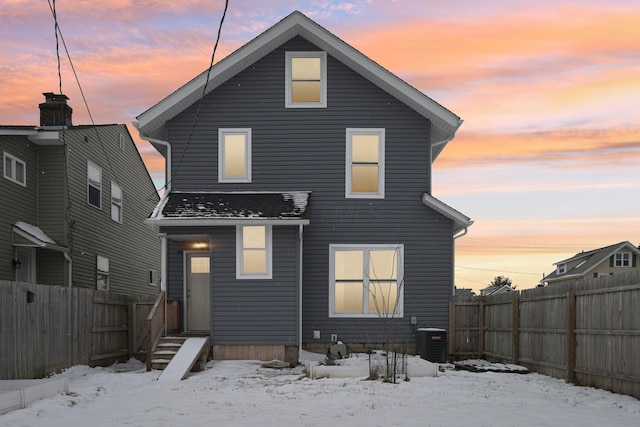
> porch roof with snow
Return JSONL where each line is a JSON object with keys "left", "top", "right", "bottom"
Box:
{"left": 134, "top": 11, "right": 462, "bottom": 161}
{"left": 147, "top": 191, "right": 310, "bottom": 226}
{"left": 12, "top": 221, "right": 68, "bottom": 252}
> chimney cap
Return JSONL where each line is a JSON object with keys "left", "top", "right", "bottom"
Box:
{"left": 41, "top": 92, "right": 70, "bottom": 102}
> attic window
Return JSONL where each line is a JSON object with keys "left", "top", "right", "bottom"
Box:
{"left": 285, "top": 52, "right": 327, "bottom": 108}
{"left": 614, "top": 252, "right": 631, "bottom": 267}
{"left": 557, "top": 263, "right": 566, "bottom": 274}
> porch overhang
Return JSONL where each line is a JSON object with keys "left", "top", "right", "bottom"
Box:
{"left": 146, "top": 191, "right": 311, "bottom": 227}
{"left": 12, "top": 221, "right": 68, "bottom": 252}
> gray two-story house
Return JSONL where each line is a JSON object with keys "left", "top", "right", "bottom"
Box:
{"left": 0, "top": 93, "right": 161, "bottom": 296}
{"left": 135, "top": 11, "right": 472, "bottom": 363}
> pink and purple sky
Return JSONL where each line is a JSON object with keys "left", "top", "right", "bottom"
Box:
{"left": 2, "top": 0, "right": 639, "bottom": 293}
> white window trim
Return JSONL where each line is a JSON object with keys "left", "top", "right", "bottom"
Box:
{"left": 345, "top": 128, "right": 385, "bottom": 199}
{"left": 3, "top": 152, "right": 26, "bottom": 187}
{"left": 236, "top": 225, "right": 272, "bottom": 279}
{"left": 218, "top": 128, "right": 252, "bottom": 183}
{"left": 285, "top": 51, "right": 327, "bottom": 108}
{"left": 557, "top": 263, "right": 566, "bottom": 274}
{"left": 149, "top": 269, "right": 158, "bottom": 286}
{"left": 614, "top": 252, "right": 631, "bottom": 267}
{"left": 87, "top": 161, "right": 102, "bottom": 209}
{"left": 329, "top": 244, "right": 404, "bottom": 318}
{"left": 111, "top": 181, "right": 123, "bottom": 223}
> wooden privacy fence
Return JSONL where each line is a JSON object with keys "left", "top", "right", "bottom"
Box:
{"left": 0, "top": 280, "right": 157, "bottom": 380}
{"left": 449, "top": 271, "right": 640, "bottom": 399}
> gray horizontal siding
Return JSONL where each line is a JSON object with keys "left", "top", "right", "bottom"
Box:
{"left": 0, "top": 136, "right": 38, "bottom": 281}
{"left": 165, "top": 36, "right": 455, "bottom": 345}
{"left": 65, "top": 126, "right": 161, "bottom": 296}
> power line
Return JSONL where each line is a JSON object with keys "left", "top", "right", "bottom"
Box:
{"left": 456, "top": 265, "right": 542, "bottom": 276}
{"left": 165, "top": 0, "right": 230, "bottom": 192}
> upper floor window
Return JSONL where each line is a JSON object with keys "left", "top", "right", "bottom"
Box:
{"left": 557, "top": 263, "right": 566, "bottom": 274}
{"left": 614, "top": 252, "right": 631, "bottom": 267}
{"left": 87, "top": 161, "right": 102, "bottom": 209}
{"left": 236, "top": 225, "right": 272, "bottom": 279}
{"left": 219, "top": 129, "right": 251, "bottom": 183}
{"left": 346, "top": 128, "right": 385, "bottom": 199}
{"left": 111, "top": 182, "right": 123, "bottom": 223}
{"left": 3, "top": 152, "right": 26, "bottom": 186}
{"left": 329, "top": 244, "right": 404, "bottom": 318}
{"left": 285, "top": 51, "right": 327, "bottom": 108}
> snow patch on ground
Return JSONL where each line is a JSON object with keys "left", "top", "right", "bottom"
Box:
{"left": 1, "top": 357, "right": 639, "bottom": 426}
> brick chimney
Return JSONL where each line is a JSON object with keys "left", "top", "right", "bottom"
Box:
{"left": 39, "top": 92, "right": 72, "bottom": 127}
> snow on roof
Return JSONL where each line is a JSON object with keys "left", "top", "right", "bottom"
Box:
{"left": 14, "top": 221, "right": 57, "bottom": 245}
{"left": 151, "top": 192, "right": 310, "bottom": 223}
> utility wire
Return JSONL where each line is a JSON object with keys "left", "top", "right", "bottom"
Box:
{"left": 456, "top": 265, "right": 542, "bottom": 276}
{"left": 166, "top": 0, "right": 229, "bottom": 192}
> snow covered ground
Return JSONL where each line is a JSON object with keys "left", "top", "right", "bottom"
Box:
{"left": 1, "top": 354, "right": 639, "bottom": 427}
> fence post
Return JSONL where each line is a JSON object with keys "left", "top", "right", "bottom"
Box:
{"left": 512, "top": 297, "right": 519, "bottom": 364}
{"left": 448, "top": 302, "right": 455, "bottom": 360}
{"left": 565, "top": 291, "right": 576, "bottom": 383}
{"left": 478, "top": 300, "right": 484, "bottom": 358}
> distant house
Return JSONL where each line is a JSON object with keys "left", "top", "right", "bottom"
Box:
{"left": 135, "top": 11, "right": 472, "bottom": 363}
{"left": 542, "top": 241, "right": 640, "bottom": 286}
{"left": 479, "top": 284, "right": 515, "bottom": 296}
{"left": 0, "top": 93, "right": 161, "bottom": 296}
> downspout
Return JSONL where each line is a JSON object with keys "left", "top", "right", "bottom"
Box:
{"left": 64, "top": 252, "right": 72, "bottom": 357}
{"left": 132, "top": 123, "right": 172, "bottom": 193}
{"left": 160, "top": 234, "right": 168, "bottom": 292}
{"left": 298, "top": 224, "right": 303, "bottom": 364}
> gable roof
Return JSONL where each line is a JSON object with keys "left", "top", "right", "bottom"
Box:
{"left": 543, "top": 241, "right": 640, "bottom": 283}
{"left": 134, "top": 11, "right": 462, "bottom": 160}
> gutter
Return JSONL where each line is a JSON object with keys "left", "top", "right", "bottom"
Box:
{"left": 132, "top": 122, "right": 172, "bottom": 193}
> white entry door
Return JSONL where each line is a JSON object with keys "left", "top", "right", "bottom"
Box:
{"left": 185, "top": 252, "right": 211, "bottom": 332}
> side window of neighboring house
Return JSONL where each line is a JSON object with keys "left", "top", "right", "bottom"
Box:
{"left": 285, "top": 51, "right": 327, "bottom": 108}
{"left": 87, "top": 161, "right": 102, "bottom": 209}
{"left": 149, "top": 269, "right": 158, "bottom": 287}
{"left": 345, "top": 128, "right": 385, "bottom": 199}
{"left": 329, "top": 244, "right": 403, "bottom": 318}
{"left": 614, "top": 252, "right": 631, "bottom": 267}
{"left": 119, "top": 134, "right": 126, "bottom": 151}
{"left": 236, "top": 225, "right": 272, "bottom": 279}
{"left": 3, "top": 152, "right": 26, "bottom": 186}
{"left": 97, "top": 255, "right": 109, "bottom": 291}
{"left": 218, "top": 129, "right": 252, "bottom": 183}
{"left": 111, "top": 182, "right": 123, "bottom": 223}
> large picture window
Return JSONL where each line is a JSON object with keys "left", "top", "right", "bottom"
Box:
{"left": 219, "top": 129, "right": 251, "bottom": 183}
{"left": 285, "top": 51, "right": 327, "bottom": 108}
{"left": 236, "top": 225, "right": 272, "bottom": 279}
{"left": 329, "top": 244, "right": 403, "bottom": 318}
{"left": 346, "top": 128, "right": 385, "bottom": 198}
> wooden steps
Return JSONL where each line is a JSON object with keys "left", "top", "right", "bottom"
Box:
{"left": 150, "top": 336, "right": 210, "bottom": 372}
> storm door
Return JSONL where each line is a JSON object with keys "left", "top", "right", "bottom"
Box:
{"left": 185, "top": 252, "right": 211, "bottom": 332}
{"left": 15, "top": 247, "right": 35, "bottom": 283}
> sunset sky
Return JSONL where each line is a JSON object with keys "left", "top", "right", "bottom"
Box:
{"left": 2, "top": 0, "right": 639, "bottom": 293}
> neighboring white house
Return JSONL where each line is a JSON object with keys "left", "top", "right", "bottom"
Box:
{"left": 542, "top": 241, "right": 640, "bottom": 286}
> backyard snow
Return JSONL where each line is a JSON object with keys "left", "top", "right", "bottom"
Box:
{"left": 2, "top": 354, "right": 639, "bottom": 427}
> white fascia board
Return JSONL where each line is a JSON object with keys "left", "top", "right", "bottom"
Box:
{"left": 145, "top": 218, "right": 310, "bottom": 227}
{"left": 422, "top": 193, "right": 473, "bottom": 234}
{"left": 135, "top": 11, "right": 462, "bottom": 144}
